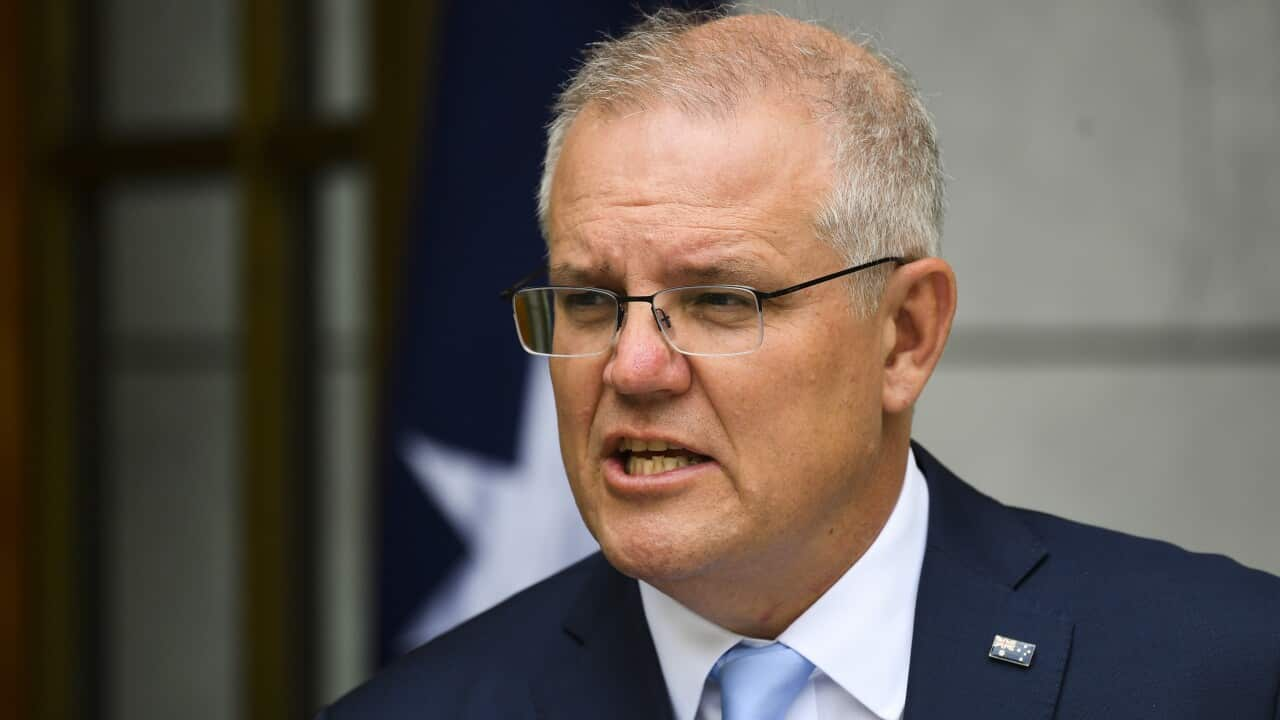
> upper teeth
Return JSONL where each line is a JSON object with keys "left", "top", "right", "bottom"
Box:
{"left": 618, "top": 437, "right": 707, "bottom": 476}
{"left": 621, "top": 437, "right": 682, "bottom": 452}
{"left": 627, "top": 455, "right": 696, "bottom": 475}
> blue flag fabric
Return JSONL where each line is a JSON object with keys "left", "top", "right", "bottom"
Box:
{"left": 379, "top": 2, "right": 722, "bottom": 663}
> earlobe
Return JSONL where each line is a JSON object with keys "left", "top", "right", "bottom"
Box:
{"left": 881, "top": 258, "right": 957, "bottom": 414}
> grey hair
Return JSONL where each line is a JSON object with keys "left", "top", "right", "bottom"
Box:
{"left": 537, "top": 8, "right": 945, "bottom": 312}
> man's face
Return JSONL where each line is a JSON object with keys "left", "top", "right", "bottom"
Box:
{"left": 545, "top": 99, "right": 890, "bottom": 588}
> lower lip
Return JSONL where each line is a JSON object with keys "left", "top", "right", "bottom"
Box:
{"left": 602, "top": 455, "right": 718, "bottom": 498}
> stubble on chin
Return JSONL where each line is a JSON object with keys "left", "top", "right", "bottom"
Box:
{"left": 596, "top": 498, "right": 747, "bottom": 591}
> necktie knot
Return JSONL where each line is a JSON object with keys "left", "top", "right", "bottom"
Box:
{"left": 712, "top": 642, "right": 815, "bottom": 720}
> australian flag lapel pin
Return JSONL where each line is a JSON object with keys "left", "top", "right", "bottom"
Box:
{"left": 988, "top": 634, "right": 1036, "bottom": 668}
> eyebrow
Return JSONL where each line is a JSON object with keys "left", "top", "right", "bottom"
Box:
{"left": 666, "top": 258, "right": 771, "bottom": 287}
{"left": 547, "top": 262, "right": 613, "bottom": 286}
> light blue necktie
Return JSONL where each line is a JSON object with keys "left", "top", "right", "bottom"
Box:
{"left": 712, "top": 641, "right": 816, "bottom": 720}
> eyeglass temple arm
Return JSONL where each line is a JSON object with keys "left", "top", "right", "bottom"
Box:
{"left": 499, "top": 263, "right": 549, "bottom": 301}
{"left": 757, "top": 256, "right": 905, "bottom": 300}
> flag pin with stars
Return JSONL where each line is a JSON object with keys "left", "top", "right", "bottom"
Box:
{"left": 988, "top": 635, "right": 1036, "bottom": 668}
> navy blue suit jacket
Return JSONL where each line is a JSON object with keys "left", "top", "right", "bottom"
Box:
{"left": 323, "top": 445, "right": 1280, "bottom": 718}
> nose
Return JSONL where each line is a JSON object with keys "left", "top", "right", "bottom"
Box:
{"left": 602, "top": 304, "right": 692, "bottom": 397}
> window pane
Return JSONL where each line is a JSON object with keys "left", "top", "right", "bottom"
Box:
{"left": 102, "top": 176, "right": 241, "bottom": 718}
{"left": 105, "top": 179, "right": 238, "bottom": 338}
{"left": 314, "top": 168, "right": 372, "bottom": 704}
{"left": 317, "top": 168, "right": 368, "bottom": 338}
{"left": 316, "top": 368, "right": 371, "bottom": 705}
{"left": 314, "top": 0, "right": 368, "bottom": 119}
{"left": 102, "top": 0, "right": 237, "bottom": 131}
{"left": 107, "top": 372, "right": 240, "bottom": 720}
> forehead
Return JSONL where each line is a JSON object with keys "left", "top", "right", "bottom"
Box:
{"left": 548, "top": 238, "right": 778, "bottom": 288}
{"left": 546, "top": 99, "right": 837, "bottom": 279}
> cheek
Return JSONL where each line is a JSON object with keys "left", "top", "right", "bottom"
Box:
{"left": 550, "top": 360, "right": 604, "bottom": 462}
{"left": 710, "top": 326, "right": 879, "bottom": 487}
{"left": 796, "top": 337, "right": 882, "bottom": 445}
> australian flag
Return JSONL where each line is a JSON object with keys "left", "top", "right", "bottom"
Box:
{"left": 378, "top": 2, "right": 723, "bottom": 661}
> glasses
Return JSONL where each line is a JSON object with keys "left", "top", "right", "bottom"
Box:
{"left": 500, "top": 256, "right": 904, "bottom": 358}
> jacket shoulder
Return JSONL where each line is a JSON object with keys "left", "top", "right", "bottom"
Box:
{"left": 1014, "top": 505, "right": 1280, "bottom": 624}
{"left": 322, "top": 553, "right": 610, "bottom": 719}
{"left": 915, "top": 442, "right": 1280, "bottom": 716}
{"left": 1011, "top": 509, "right": 1280, "bottom": 716}
{"left": 913, "top": 442, "right": 1280, "bottom": 623}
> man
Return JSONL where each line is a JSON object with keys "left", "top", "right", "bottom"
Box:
{"left": 324, "top": 9, "right": 1280, "bottom": 719}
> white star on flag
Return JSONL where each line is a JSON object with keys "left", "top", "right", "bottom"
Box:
{"left": 396, "top": 358, "right": 598, "bottom": 651}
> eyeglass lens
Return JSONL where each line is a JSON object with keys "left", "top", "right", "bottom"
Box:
{"left": 512, "top": 286, "right": 764, "bottom": 357}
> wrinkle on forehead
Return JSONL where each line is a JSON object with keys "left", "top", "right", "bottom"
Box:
{"left": 551, "top": 231, "right": 782, "bottom": 285}
{"left": 555, "top": 206, "right": 791, "bottom": 252}
{"left": 548, "top": 103, "right": 831, "bottom": 242}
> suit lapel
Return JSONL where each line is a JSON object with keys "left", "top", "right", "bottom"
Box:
{"left": 904, "top": 445, "right": 1074, "bottom": 720}
{"left": 530, "top": 556, "right": 674, "bottom": 720}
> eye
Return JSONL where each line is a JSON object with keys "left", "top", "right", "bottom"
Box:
{"left": 691, "top": 291, "right": 753, "bottom": 308}
{"left": 555, "top": 290, "right": 616, "bottom": 324}
{"left": 562, "top": 291, "right": 609, "bottom": 309}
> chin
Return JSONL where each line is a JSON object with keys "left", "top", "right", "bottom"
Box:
{"left": 594, "top": 517, "right": 720, "bottom": 585}
{"left": 570, "top": 462, "right": 742, "bottom": 585}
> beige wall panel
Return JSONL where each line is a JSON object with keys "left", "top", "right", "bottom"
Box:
{"left": 915, "top": 365, "right": 1280, "bottom": 577}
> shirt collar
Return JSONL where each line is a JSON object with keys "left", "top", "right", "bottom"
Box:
{"left": 639, "top": 448, "right": 930, "bottom": 720}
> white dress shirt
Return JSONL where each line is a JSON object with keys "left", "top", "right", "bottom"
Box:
{"left": 639, "top": 448, "right": 930, "bottom": 720}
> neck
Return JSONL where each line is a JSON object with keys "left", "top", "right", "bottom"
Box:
{"left": 652, "top": 427, "right": 912, "bottom": 638}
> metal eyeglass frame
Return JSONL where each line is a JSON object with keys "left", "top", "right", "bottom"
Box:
{"left": 499, "top": 255, "right": 906, "bottom": 358}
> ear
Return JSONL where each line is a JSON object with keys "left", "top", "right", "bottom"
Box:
{"left": 877, "top": 257, "right": 957, "bottom": 415}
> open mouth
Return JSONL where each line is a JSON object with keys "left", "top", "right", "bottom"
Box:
{"left": 615, "top": 437, "right": 711, "bottom": 476}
